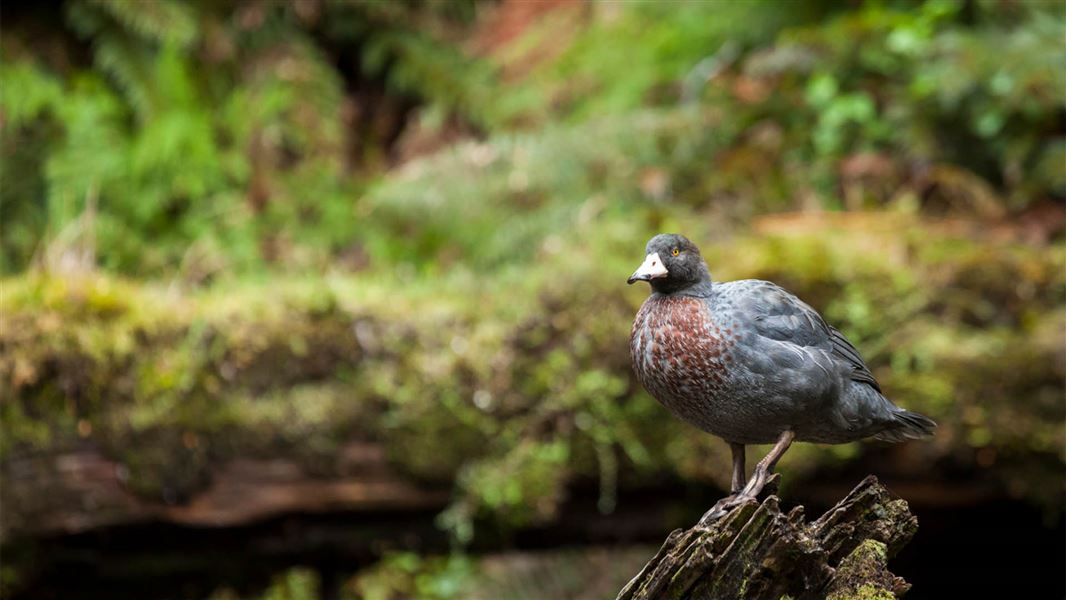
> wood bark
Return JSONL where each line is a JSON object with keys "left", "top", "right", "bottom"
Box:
{"left": 1, "top": 440, "right": 449, "bottom": 539}
{"left": 617, "top": 474, "right": 917, "bottom": 600}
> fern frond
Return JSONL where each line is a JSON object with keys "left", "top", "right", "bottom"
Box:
{"left": 88, "top": 0, "right": 198, "bottom": 47}
{"left": 0, "top": 60, "right": 64, "bottom": 126}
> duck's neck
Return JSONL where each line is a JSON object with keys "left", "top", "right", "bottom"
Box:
{"left": 672, "top": 278, "right": 715, "bottom": 298}
{"left": 650, "top": 268, "right": 714, "bottom": 297}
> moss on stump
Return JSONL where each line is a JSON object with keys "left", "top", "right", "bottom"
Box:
{"left": 618, "top": 475, "right": 917, "bottom": 600}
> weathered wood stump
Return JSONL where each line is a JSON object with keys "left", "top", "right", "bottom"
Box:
{"left": 617, "top": 475, "right": 917, "bottom": 600}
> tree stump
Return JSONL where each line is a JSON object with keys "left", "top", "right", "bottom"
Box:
{"left": 617, "top": 475, "right": 917, "bottom": 600}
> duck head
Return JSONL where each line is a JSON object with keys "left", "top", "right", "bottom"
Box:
{"left": 627, "top": 233, "right": 711, "bottom": 294}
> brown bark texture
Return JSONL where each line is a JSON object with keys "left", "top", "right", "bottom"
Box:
{"left": 617, "top": 475, "right": 917, "bottom": 600}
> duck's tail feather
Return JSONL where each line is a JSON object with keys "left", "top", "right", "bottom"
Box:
{"left": 873, "top": 408, "right": 937, "bottom": 442}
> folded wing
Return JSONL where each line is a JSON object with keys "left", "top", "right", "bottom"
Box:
{"left": 734, "top": 281, "right": 881, "bottom": 392}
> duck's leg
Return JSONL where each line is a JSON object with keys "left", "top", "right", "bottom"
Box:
{"left": 699, "top": 431, "right": 794, "bottom": 525}
{"left": 737, "top": 430, "right": 795, "bottom": 499}
{"left": 730, "top": 442, "right": 746, "bottom": 494}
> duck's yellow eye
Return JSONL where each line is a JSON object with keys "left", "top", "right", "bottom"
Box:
{"left": 671, "top": 248, "right": 680, "bottom": 257}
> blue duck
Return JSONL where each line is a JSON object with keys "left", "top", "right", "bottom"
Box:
{"left": 627, "top": 233, "right": 935, "bottom": 522}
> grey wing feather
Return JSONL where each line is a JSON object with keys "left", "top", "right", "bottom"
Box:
{"left": 828, "top": 325, "right": 881, "bottom": 392}
{"left": 738, "top": 281, "right": 882, "bottom": 391}
{"left": 745, "top": 284, "right": 828, "bottom": 346}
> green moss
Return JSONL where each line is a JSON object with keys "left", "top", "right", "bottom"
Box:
{"left": 826, "top": 540, "right": 898, "bottom": 600}
{"left": 1, "top": 215, "right": 1063, "bottom": 533}
{"left": 833, "top": 584, "right": 895, "bottom": 600}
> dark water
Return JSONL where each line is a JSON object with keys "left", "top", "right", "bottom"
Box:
{"left": 7, "top": 487, "right": 1064, "bottom": 599}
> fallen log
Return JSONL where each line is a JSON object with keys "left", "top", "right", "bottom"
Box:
{"left": 0, "top": 440, "right": 450, "bottom": 539}
{"left": 617, "top": 475, "right": 917, "bottom": 600}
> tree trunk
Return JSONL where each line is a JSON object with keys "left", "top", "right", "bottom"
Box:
{"left": 617, "top": 475, "right": 917, "bottom": 600}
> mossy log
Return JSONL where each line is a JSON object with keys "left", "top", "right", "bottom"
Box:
{"left": 617, "top": 475, "right": 916, "bottom": 600}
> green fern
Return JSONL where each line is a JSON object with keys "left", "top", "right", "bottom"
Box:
{"left": 87, "top": 0, "right": 197, "bottom": 47}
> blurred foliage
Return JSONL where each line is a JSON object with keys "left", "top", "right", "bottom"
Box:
{"left": 205, "top": 547, "right": 650, "bottom": 600}
{"left": 483, "top": 0, "right": 836, "bottom": 123}
{"left": 1, "top": 0, "right": 481, "bottom": 275}
{"left": 209, "top": 568, "right": 321, "bottom": 600}
{"left": 2, "top": 0, "right": 1063, "bottom": 275}
{"left": 350, "top": 553, "right": 474, "bottom": 600}
{"left": 2, "top": 0, "right": 1065, "bottom": 597}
